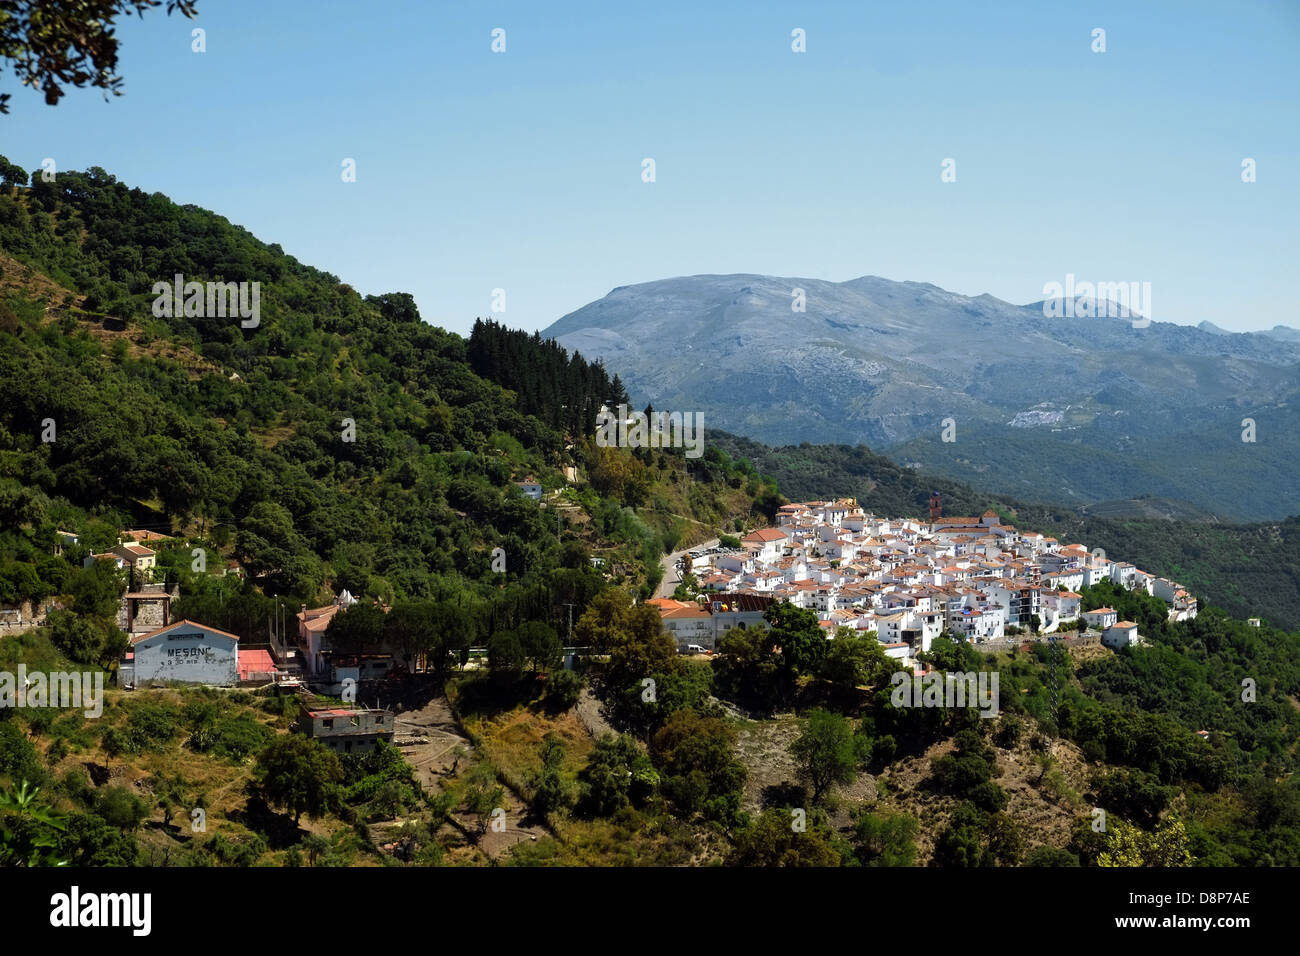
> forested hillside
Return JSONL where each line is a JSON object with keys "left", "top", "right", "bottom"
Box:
{"left": 0, "top": 162, "right": 777, "bottom": 643}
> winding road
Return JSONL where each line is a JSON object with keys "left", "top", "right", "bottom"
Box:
{"left": 655, "top": 538, "right": 718, "bottom": 599}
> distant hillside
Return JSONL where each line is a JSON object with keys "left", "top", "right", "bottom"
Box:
{"left": 1077, "top": 497, "right": 1217, "bottom": 522}
{"left": 544, "top": 273, "right": 1300, "bottom": 521}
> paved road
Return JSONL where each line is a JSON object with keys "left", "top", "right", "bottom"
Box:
{"left": 655, "top": 538, "right": 719, "bottom": 598}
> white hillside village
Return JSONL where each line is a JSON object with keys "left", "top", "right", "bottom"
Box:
{"left": 653, "top": 500, "right": 1199, "bottom": 672}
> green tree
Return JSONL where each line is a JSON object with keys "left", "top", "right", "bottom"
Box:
{"left": 324, "top": 602, "right": 386, "bottom": 655}
{"left": 1025, "top": 846, "right": 1080, "bottom": 866}
{"left": 1095, "top": 768, "right": 1172, "bottom": 829}
{"left": 462, "top": 763, "right": 504, "bottom": 840}
{"left": 1097, "top": 815, "right": 1193, "bottom": 867}
{"left": 765, "top": 601, "right": 826, "bottom": 678}
{"left": 575, "top": 588, "right": 678, "bottom": 690}
{"left": 517, "top": 620, "right": 561, "bottom": 673}
{"left": 302, "top": 833, "right": 329, "bottom": 866}
{"left": 728, "top": 807, "right": 840, "bottom": 867}
{"left": 821, "top": 628, "right": 892, "bottom": 690}
{"left": 0, "top": 780, "right": 67, "bottom": 866}
{"left": 93, "top": 785, "right": 148, "bottom": 832}
{"left": 931, "top": 727, "right": 996, "bottom": 796}
{"left": 544, "top": 669, "right": 584, "bottom": 711}
{"left": 791, "top": 709, "right": 860, "bottom": 804}
{"left": 57, "top": 811, "right": 138, "bottom": 866}
{"left": 486, "top": 629, "right": 525, "bottom": 674}
{"left": 254, "top": 735, "right": 343, "bottom": 825}
{"left": 853, "top": 810, "right": 919, "bottom": 867}
{"left": 0, "top": 2, "right": 199, "bottom": 114}
{"left": 68, "top": 559, "right": 125, "bottom": 618}
{"left": 577, "top": 733, "right": 656, "bottom": 817}
{"left": 649, "top": 708, "right": 746, "bottom": 823}
{"left": 932, "top": 803, "right": 991, "bottom": 867}
{"left": 530, "top": 733, "right": 572, "bottom": 815}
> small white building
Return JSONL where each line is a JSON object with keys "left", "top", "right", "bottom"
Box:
{"left": 125, "top": 619, "right": 239, "bottom": 687}
{"left": 1102, "top": 621, "right": 1141, "bottom": 649}
{"left": 1082, "top": 606, "right": 1118, "bottom": 630}
{"left": 113, "top": 542, "right": 157, "bottom": 571}
{"left": 742, "top": 528, "right": 788, "bottom": 562}
{"left": 660, "top": 604, "right": 715, "bottom": 649}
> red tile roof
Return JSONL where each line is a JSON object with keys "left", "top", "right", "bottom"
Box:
{"left": 237, "top": 649, "right": 275, "bottom": 680}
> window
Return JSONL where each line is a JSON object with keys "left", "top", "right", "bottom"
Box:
{"left": 323, "top": 719, "right": 333, "bottom": 729}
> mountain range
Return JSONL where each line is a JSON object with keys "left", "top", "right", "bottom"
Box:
{"left": 545, "top": 274, "right": 1300, "bottom": 521}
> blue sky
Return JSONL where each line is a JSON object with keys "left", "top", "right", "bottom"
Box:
{"left": 2, "top": 0, "right": 1296, "bottom": 335}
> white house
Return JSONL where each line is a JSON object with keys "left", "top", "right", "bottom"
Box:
{"left": 1082, "top": 606, "right": 1118, "bottom": 630}
{"left": 660, "top": 605, "right": 715, "bottom": 649}
{"left": 1102, "top": 621, "right": 1141, "bottom": 649}
{"left": 1083, "top": 561, "right": 1112, "bottom": 588}
{"left": 742, "top": 528, "right": 789, "bottom": 562}
{"left": 717, "top": 553, "right": 756, "bottom": 575}
{"left": 1041, "top": 590, "right": 1082, "bottom": 632}
{"left": 1043, "top": 568, "right": 1085, "bottom": 592}
{"left": 949, "top": 604, "right": 1004, "bottom": 642}
{"left": 113, "top": 542, "right": 157, "bottom": 571}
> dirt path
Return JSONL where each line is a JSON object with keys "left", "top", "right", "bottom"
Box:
{"left": 392, "top": 693, "right": 553, "bottom": 861}
{"left": 392, "top": 695, "right": 474, "bottom": 789}
{"left": 575, "top": 688, "right": 616, "bottom": 740}
{"left": 734, "top": 719, "right": 803, "bottom": 815}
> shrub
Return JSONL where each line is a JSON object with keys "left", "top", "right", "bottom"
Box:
{"left": 545, "top": 669, "right": 584, "bottom": 711}
{"left": 93, "top": 786, "right": 149, "bottom": 832}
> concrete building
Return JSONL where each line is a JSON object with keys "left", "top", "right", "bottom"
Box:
{"left": 707, "top": 593, "right": 774, "bottom": 644}
{"left": 660, "top": 604, "right": 714, "bottom": 648}
{"left": 53, "top": 530, "right": 79, "bottom": 556}
{"left": 124, "top": 619, "right": 239, "bottom": 687}
{"left": 298, "top": 706, "right": 394, "bottom": 755}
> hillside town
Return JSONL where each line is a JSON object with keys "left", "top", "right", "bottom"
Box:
{"left": 652, "top": 498, "right": 1199, "bottom": 668}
